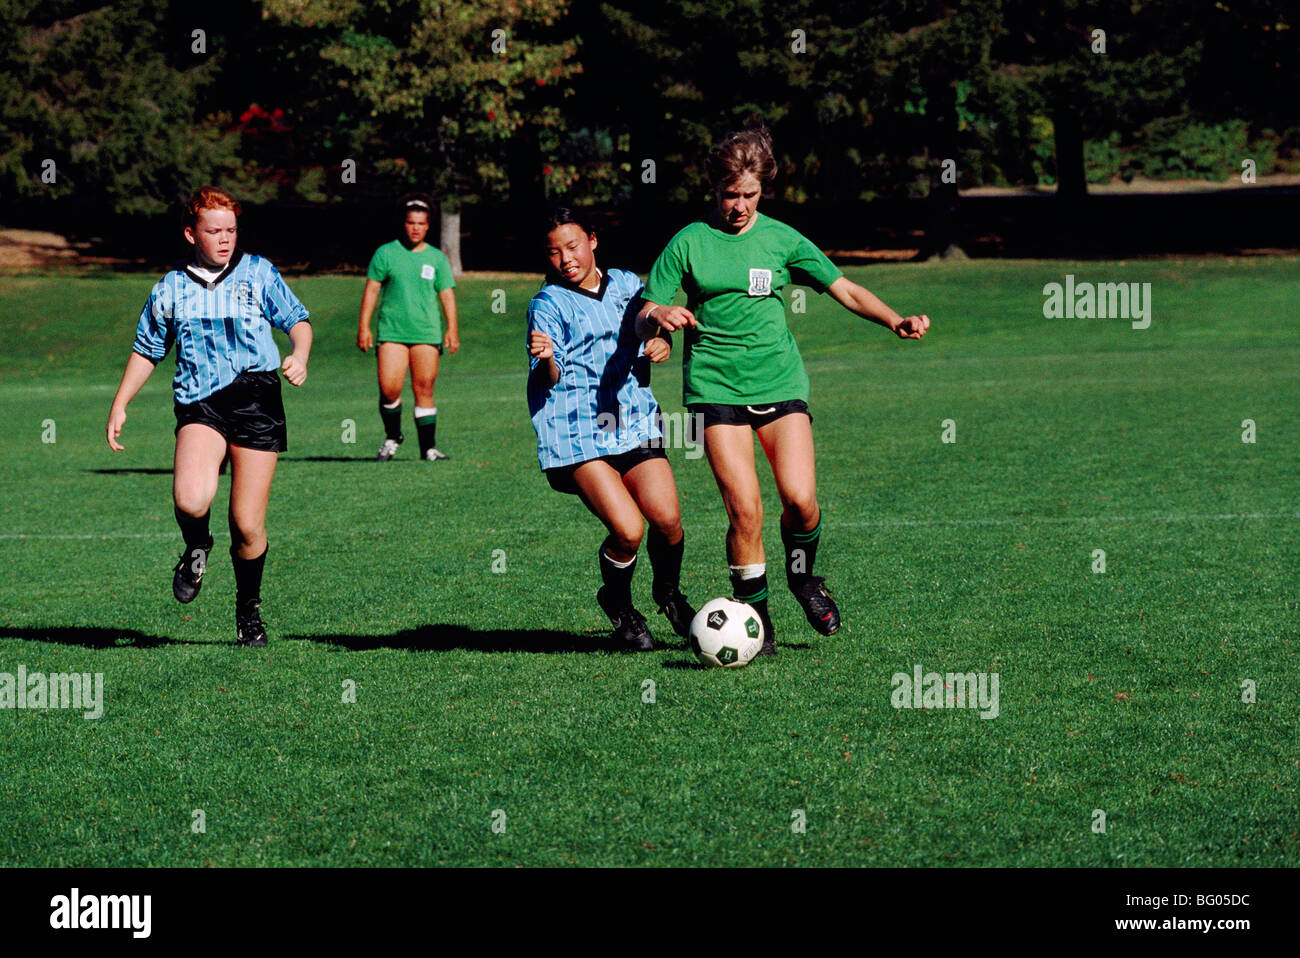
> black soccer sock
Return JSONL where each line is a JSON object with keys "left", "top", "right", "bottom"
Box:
{"left": 379, "top": 398, "right": 403, "bottom": 442}
{"left": 730, "top": 568, "right": 774, "bottom": 641}
{"left": 647, "top": 527, "right": 684, "bottom": 602}
{"left": 415, "top": 406, "right": 437, "bottom": 455}
{"left": 231, "top": 546, "right": 267, "bottom": 609}
{"left": 781, "top": 513, "right": 822, "bottom": 590}
{"left": 599, "top": 540, "right": 637, "bottom": 610}
{"left": 175, "top": 507, "right": 212, "bottom": 549}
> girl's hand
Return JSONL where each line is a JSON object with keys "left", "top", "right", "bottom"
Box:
{"left": 893, "top": 314, "right": 930, "bottom": 339}
{"left": 443, "top": 329, "right": 460, "bottom": 355}
{"left": 282, "top": 354, "right": 308, "bottom": 386}
{"left": 106, "top": 406, "right": 127, "bottom": 451}
{"left": 644, "top": 337, "right": 671, "bottom": 363}
{"left": 529, "top": 330, "right": 554, "bottom": 360}
{"left": 649, "top": 304, "right": 696, "bottom": 332}
{"left": 357, "top": 325, "right": 374, "bottom": 352}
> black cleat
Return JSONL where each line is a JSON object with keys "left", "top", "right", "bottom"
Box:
{"left": 172, "top": 539, "right": 213, "bottom": 604}
{"left": 654, "top": 586, "right": 696, "bottom": 641}
{"left": 597, "top": 587, "right": 655, "bottom": 651}
{"left": 235, "top": 600, "right": 268, "bottom": 648}
{"left": 792, "top": 576, "right": 840, "bottom": 635}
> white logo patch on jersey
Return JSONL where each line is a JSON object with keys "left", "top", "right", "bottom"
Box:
{"left": 421, "top": 264, "right": 436, "bottom": 281}
{"left": 748, "top": 268, "right": 772, "bottom": 297}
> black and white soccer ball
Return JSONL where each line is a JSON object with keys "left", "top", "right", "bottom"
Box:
{"left": 689, "top": 597, "right": 764, "bottom": 668}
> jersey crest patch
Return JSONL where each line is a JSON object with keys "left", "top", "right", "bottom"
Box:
{"left": 421, "top": 264, "right": 436, "bottom": 280}
{"left": 748, "top": 268, "right": 772, "bottom": 297}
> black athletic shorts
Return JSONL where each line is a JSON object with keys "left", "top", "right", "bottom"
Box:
{"left": 688, "top": 399, "right": 812, "bottom": 430}
{"left": 545, "top": 441, "right": 667, "bottom": 495}
{"left": 174, "top": 370, "right": 288, "bottom": 452}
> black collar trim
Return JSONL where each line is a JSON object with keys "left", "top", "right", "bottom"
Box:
{"left": 551, "top": 269, "right": 609, "bottom": 301}
{"left": 180, "top": 249, "right": 245, "bottom": 289}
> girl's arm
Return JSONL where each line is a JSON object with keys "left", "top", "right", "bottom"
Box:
{"left": 827, "top": 277, "right": 930, "bottom": 339}
{"left": 357, "top": 279, "right": 382, "bottom": 352}
{"left": 528, "top": 330, "right": 560, "bottom": 387}
{"left": 282, "top": 320, "right": 313, "bottom": 386}
{"left": 106, "top": 352, "right": 158, "bottom": 450}
{"left": 439, "top": 288, "right": 459, "bottom": 354}
{"left": 635, "top": 300, "right": 696, "bottom": 339}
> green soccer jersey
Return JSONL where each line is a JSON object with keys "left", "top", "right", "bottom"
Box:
{"left": 644, "top": 213, "right": 843, "bottom": 406}
{"left": 366, "top": 240, "right": 456, "bottom": 344}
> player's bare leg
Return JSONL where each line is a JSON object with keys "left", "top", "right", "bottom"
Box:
{"left": 756, "top": 412, "right": 838, "bottom": 635}
{"left": 623, "top": 457, "right": 695, "bottom": 638}
{"left": 409, "top": 343, "right": 445, "bottom": 460}
{"left": 227, "top": 444, "right": 278, "bottom": 646}
{"left": 171, "top": 423, "right": 226, "bottom": 602}
{"left": 704, "top": 423, "right": 776, "bottom": 653}
{"left": 376, "top": 342, "right": 410, "bottom": 459}
{"left": 573, "top": 459, "right": 654, "bottom": 650}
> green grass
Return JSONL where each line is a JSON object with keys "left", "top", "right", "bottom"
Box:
{"left": 0, "top": 257, "right": 1296, "bottom": 866}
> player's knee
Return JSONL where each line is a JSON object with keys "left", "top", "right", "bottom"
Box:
{"left": 228, "top": 512, "right": 265, "bottom": 548}
{"left": 784, "top": 491, "right": 819, "bottom": 528}
{"left": 610, "top": 521, "right": 643, "bottom": 557}
{"left": 174, "top": 485, "right": 215, "bottom": 518}
{"left": 650, "top": 511, "right": 682, "bottom": 543}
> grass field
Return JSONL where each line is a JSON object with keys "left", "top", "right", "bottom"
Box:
{"left": 0, "top": 257, "right": 1296, "bottom": 867}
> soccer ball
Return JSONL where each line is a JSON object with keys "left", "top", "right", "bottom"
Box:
{"left": 690, "top": 597, "right": 764, "bottom": 668}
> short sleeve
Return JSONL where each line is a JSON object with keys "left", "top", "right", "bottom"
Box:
{"left": 526, "top": 294, "right": 566, "bottom": 375}
{"left": 366, "top": 246, "right": 389, "bottom": 283}
{"left": 787, "top": 230, "right": 842, "bottom": 293}
{"left": 260, "top": 262, "right": 310, "bottom": 332}
{"left": 643, "top": 233, "right": 688, "bottom": 305}
{"left": 434, "top": 251, "right": 455, "bottom": 291}
{"left": 131, "top": 281, "right": 174, "bottom": 363}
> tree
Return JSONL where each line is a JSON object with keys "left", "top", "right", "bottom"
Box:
{"left": 0, "top": 0, "right": 253, "bottom": 215}
{"left": 261, "top": 0, "right": 581, "bottom": 273}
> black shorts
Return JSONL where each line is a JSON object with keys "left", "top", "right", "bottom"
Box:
{"left": 545, "top": 442, "right": 667, "bottom": 495}
{"left": 174, "top": 370, "right": 288, "bottom": 452}
{"left": 377, "top": 340, "right": 443, "bottom": 354}
{"left": 688, "top": 399, "right": 812, "bottom": 430}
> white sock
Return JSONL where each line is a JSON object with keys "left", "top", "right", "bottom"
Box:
{"left": 729, "top": 563, "right": 766, "bottom": 580}
{"left": 381, "top": 398, "right": 401, "bottom": 410}
{"left": 602, "top": 549, "right": 636, "bottom": 569}
{"left": 414, "top": 405, "right": 436, "bottom": 418}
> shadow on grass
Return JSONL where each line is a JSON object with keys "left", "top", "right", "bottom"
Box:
{"left": 86, "top": 467, "right": 172, "bottom": 475}
{"left": 2, "top": 626, "right": 179, "bottom": 648}
{"left": 280, "top": 456, "right": 378, "bottom": 463}
{"left": 291, "top": 623, "right": 698, "bottom": 655}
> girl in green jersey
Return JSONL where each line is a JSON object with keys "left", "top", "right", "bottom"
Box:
{"left": 638, "top": 127, "right": 931, "bottom": 655}
{"left": 357, "top": 194, "right": 460, "bottom": 461}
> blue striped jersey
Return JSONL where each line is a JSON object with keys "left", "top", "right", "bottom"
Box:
{"left": 526, "top": 268, "right": 664, "bottom": 470}
{"left": 132, "top": 250, "right": 310, "bottom": 404}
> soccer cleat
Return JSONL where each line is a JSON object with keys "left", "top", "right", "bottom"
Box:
{"left": 377, "top": 438, "right": 402, "bottom": 461}
{"left": 597, "top": 587, "right": 655, "bottom": 651}
{"left": 792, "top": 576, "right": 840, "bottom": 635}
{"left": 424, "top": 448, "right": 450, "bottom": 461}
{"left": 172, "top": 539, "right": 213, "bottom": 604}
{"left": 235, "top": 600, "right": 268, "bottom": 648}
{"left": 653, "top": 586, "right": 696, "bottom": 641}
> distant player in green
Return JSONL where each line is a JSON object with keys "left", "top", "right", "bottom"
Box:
{"left": 638, "top": 126, "right": 931, "bottom": 655}
{"left": 357, "top": 193, "right": 459, "bottom": 461}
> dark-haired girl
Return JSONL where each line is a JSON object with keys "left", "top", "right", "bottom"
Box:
{"left": 638, "top": 128, "right": 931, "bottom": 655}
{"left": 527, "top": 209, "right": 695, "bottom": 650}
{"left": 357, "top": 193, "right": 459, "bottom": 461}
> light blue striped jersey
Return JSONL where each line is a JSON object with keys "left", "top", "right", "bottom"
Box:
{"left": 526, "top": 268, "right": 664, "bottom": 470}
{"left": 132, "top": 250, "right": 310, "bottom": 404}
